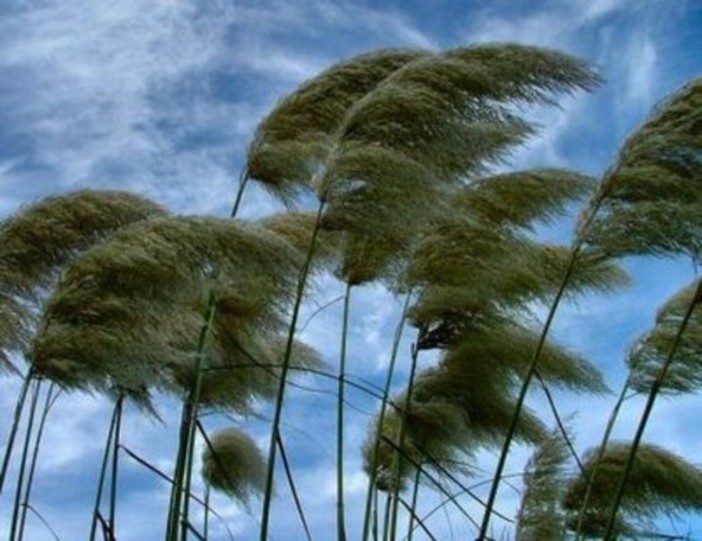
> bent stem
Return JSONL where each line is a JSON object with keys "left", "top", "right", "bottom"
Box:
{"left": 361, "top": 292, "right": 413, "bottom": 541}
{"left": 388, "top": 328, "right": 424, "bottom": 541}
{"left": 602, "top": 279, "right": 702, "bottom": 540}
{"left": 336, "top": 282, "right": 353, "bottom": 541}
{"left": 573, "top": 378, "right": 631, "bottom": 540}
{"left": 477, "top": 189, "right": 607, "bottom": 539}
{"left": 259, "top": 199, "right": 325, "bottom": 541}
{"left": 406, "top": 467, "right": 422, "bottom": 541}
{"left": 1, "top": 368, "right": 33, "bottom": 495}
{"left": 108, "top": 395, "right": 124, "bottom": 540}
{"left": 166, "top": 288, "right": 218, "bottom": 541}
{"left": 8, "top": 378, "right": 41, "bottom": 541}
{"left": 17, "top": 383, "right": 59, "bottom": 541}
{"left": 89, "top": 397, "right": 121, "bottom": 541}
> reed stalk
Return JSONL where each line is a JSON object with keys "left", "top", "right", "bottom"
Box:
{"left": 602, "top": 280, "right": 702, "bottom": 540}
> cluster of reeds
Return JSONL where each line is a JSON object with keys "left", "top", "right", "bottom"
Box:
{"left": 0, "top": 42, "right": 700, "bottom": 541}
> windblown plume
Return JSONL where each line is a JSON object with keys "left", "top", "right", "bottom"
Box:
{"left": 247, "top": 49, "right": 429, "bottom": 203}
{"left": 628, "top": 279, "right": 702, "bottom": 394}
{"left": 0, "top": 190, "right": 166, "bottom": 371}
{"left": 31, "top": 216, "right": 303, "bottom": 409}
{"left": 563, "top": 442, "right": 702, "bottom": 528}
{"left": 249, "top": 45, "right": 600, "bottom": 283}
{"left": 201, "top": 427, "right": 266, "bottom": 503}
{"left": 584, "top": 78, "right": 702, "bottom": 259}
{"left": 516, "top": 429, "right": 570, "bottom": 541}
{"left": 364, "top": 361, "right": 547, "bottom": 491}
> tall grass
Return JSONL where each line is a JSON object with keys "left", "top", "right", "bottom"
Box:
{"left": 0, "top": 44, "right": 700, "bottom": 541}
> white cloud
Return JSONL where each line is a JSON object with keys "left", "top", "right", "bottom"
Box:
{"left": 625, "top": 34, "right": 658, "bottom": 107}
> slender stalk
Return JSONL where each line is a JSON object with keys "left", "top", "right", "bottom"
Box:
{"left": 574, "top": 378, "right": 631, "bottom": 540}
{"left": 1, "top": 368, "right": 33, "bottom": 495}
{"left": 259, "top": 199, "right": 325, "bottom": 541}
{"left": 23, "top": 504, "right": 61, "bottom": 541}
{"left": 202, "top": 484, "right": 210, "bottom": 541}
{"left": 336, "top": 282, "right": 353, "bottom": 541}
{"left": 396, "top": 496, "right": 438, "bottom": 541}
{"left": 602, "top": 280, "right": 702, "bottom": 540}
{"left": 475, "top": 180, "right": 609, "bottom": 538}
{"left": 388, "top": 329, "right": 424, "bottom": 541}
{"left": 166, "top": 288, "right": 218, "bottom": 541}
{"left": 362, "top": 293, "right": 413, "bottom": 541}
{"left": 534, "top": 371, "right": 585, "bottom": 475}
{"left": 382, "top": 492, "right": 392, "bottom": 541}
{"left": 406, "top": 467, "right": 422, "bottom": 541}
{"left": 108, "top": 395, "right": 124, "bottom": 540}
{"left": 89, "top": 398, "right": 121, "bottom": 541}
{"left": 17, "top": 383, "right": 57, "bottom": 541}
{"left": 9, "top": 378, "right": 41, "bottom": 541}
{"left": 230, "top": 169, "right": 250, "bottom": 219}
{"left": 277, "top": 431, "right": 312, "bottom": 541}
{"left": 372, "top": 488, "right": 380, "bottom": 541}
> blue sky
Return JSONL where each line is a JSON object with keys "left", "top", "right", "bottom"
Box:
{"left": 1, "top": 0, "right": 701, "bottom": 539}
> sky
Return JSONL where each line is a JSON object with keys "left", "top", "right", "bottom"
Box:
{"left": 0, "top": 0, "right": 701, "bottom": 540}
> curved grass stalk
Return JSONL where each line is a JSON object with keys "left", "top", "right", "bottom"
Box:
{"left": 277, "top": 431, "right": 313, "bottom": 541}
{"left": 108, "top": 395, "right": 124, "bottom": 540}
{"left": 406, "top": 467, "right": 422, "bottom": 541}
{"left": 336, "top": 282, "right": 353, "bottom": 541}
{"left": 89, "top": 398, "right": 121, "bottom": 541}
{"left": 17, "top": 383, "right": 59, "bottom": 541}
{"left": 477, "top": 194, "right": 606, "bottom": 539}
{"left": 229, "top": 169, "right": 250, "bottom": 219}
{"left": 0, "top": 368, "right": 33, "bottom": 495}
{"left": 533, "top": 370, "right": 585, "bottom": 475}
{"left": 601, "top": 280, "right": 702, "bottom": 540}
{"left": 396, "top": 495, "right": 438, "bottom": 541}
{"left": 166, "top": 288, "right": 218, "bottom": 541}
{"left": 8, "top": 378, "right": 41, "bottom": 541}
{"left": 23, "top": 503, "right": 61, "bottom": 541}
{"left": 259, "top": 199, "right": 326, "bottom": 541}
{"left": 388, "top": 329, "right": 424, "bottom": 541}
{"left": 202, "top": 483, "right": 210, "bottom": 541}
{"left": 361, "top": 292, "right": 413, "bottom": 541}
{"left": 120, "top": 443, "right": 235, "bottom": 541}
{"left": 573, "top": 378, "right": 631, "bottom": 540}
{"left": 164, "top": 167, "right": 251, "bottom": 541}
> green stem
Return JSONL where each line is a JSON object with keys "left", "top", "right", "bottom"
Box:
{"left": 17, "top": 383, "right": 57, "bottom": 541}
{"left": 477, "top": 240, "right": 587, "bottom": 539}
{"left": 108, "top": 395, "right": 124, "bottom": 540}
{"left": 277, "top": 431, "right": 312, "bottom": 541}
{"left": 203, "top": 484, "right": 210, "bottom": 541}
{"left": 230, "top": 169, "right": 250, "bottom": 219}
{"left": 89, "top": 398, "right": 121, "bottom": 541}
{"left": 574, "top": 378, "right": 631, "bottom": 540}
{"left": 361, "top": 293, "right": 413, "bottom": 541}
{"left": 381, "top": 492, "right": 392, "bottom": 541}
{"left": 259, "top": 198, "right": 325, "bottom": 541}
{"left": 388, "top": 328, "right": 424, "bottom": 541}
{"left": 336, "top": 282, "right": 353, "bottom": 541}
{"left": 602, "top": 280, "right": 702, "bottom": 540}
{"left": 166, "top": 288, "right": 218, "bottom": 541}
{"left": 0, "top": 368, "right": 33, "bottom": 496}
{"left": 9, "top": 378, "right": 41, "bottom": 541}
{"left": 406, "top": 467, "right": 422, "bottom": 541}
